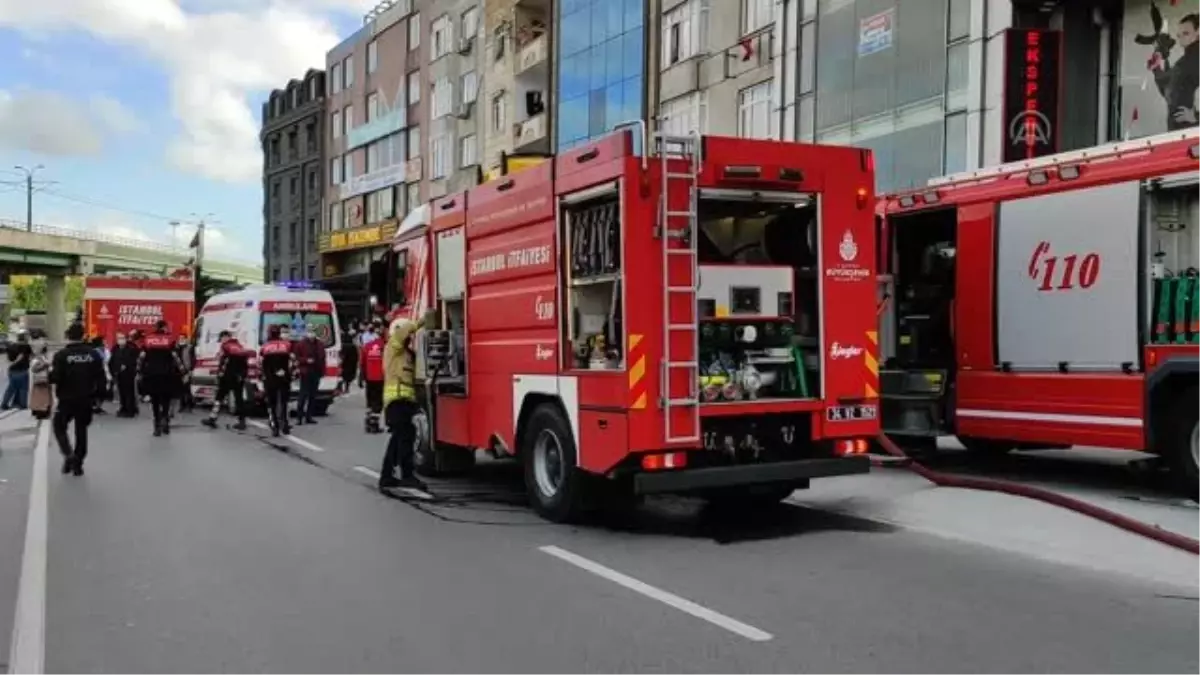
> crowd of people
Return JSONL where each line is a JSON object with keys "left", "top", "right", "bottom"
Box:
{"left": 28, "top": 311, "right": 428, "bottom": 492}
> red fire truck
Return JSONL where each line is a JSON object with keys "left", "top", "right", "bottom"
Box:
{"left": 83, "top": 271, "right": 196, "bottom": 344}
{"left": 375, "top": 128, "right": 879, "bottom": 521}
{"left": 877, "top": 129, "right": 1199, "bottom": 488}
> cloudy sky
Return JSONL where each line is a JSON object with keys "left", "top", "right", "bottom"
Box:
{"left": 0, "top": 0, "right": 371, "bottom": 264}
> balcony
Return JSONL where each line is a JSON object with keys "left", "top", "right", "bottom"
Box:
{"left": 515, "top": 34, "right": 548, "bottom": 77}
{"left": 513, "top": 112, "right": 547, "bottom": 151}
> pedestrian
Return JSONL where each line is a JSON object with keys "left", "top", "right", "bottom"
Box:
{"left": 175, "top": 333, "right": 195, "bottom": 413}
{"left": 292, "top": 324, "right": 325, "bottom": 425}
{"left": 377, "top": 315, "right": 426, "bottom": 492}
{"left": 339, "top": 328, "right": 359, "bottom": 394}
{"left": 2, "top": 330, "right": 33, "bottom": 410}
{"left": 114, "top": 331, "right": 140, "bottom": 417}
{"left": 259, "top": 324, "right": 297, "bottom": 436}
{"left": 361, "top": 330, "right": 385, "bottom": 433}
{"left": 50, "top": 323, "right": 106, "bottom": 476}
{"left": 201, "top": 330, "right": 250, "bottom": 431}
{"left": 137, "top": 321, "right": 185, "bottom": 437}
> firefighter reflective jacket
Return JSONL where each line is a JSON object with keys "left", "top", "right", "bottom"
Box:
{"left": 383, "top": 318, "right": 418, "bottom": 405}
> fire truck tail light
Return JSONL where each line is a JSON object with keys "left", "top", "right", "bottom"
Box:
{"left": 1059, "top": 164, "right": 1082, "bottom": 180}
{"left": 641, "top": 452, "right": 689, "bottom": 471}
{"left": 1027, "top": 170, "right": 1049, "bottom": 185}
{"left": 856, "top": 187, "right": 869, "bottom": 209}
{"left": 835, "top": 439, "right": 870, "bottom": 457}
{"left": 723, "top": 165, "right": 762, "bottom": 179}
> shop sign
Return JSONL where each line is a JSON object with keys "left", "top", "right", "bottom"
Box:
{"left": 1003, "top": 28, "right": 1061, "bottom": 162}
{"left": 321, "top": 222, "right": 398, "bottom": 253}
{"left": 340, "top": 164, "right": 406, "bottom": 201}
{"left": 858, "top": 9, "right": 894, "bottom": 57}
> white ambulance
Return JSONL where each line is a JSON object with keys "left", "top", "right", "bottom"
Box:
{"left": 191, "top": 282, "right": 343, "bottom": 415}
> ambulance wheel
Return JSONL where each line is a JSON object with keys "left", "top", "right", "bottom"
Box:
{"left": 1166, "top": 386, "right": 1198, "bottom": 497}
{"left": 522, "top": 403, "right": 586, "bottom": 523}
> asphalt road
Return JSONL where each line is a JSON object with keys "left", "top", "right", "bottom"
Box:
{"left": 0, "top": 397, "right": 1197, "bottom": 674}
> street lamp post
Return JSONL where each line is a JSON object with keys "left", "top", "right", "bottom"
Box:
{"left": 13, "top": 164, "right": 44, "bottom": 232}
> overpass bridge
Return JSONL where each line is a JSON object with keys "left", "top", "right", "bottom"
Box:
{"left": 1, "top": 219, "right": 263, "bottom": 339}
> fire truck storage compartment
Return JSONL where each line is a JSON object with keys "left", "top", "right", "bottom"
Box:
{"left": 434, "top": 226, "right": 467, "bottom": 392}
{"left": 695, "top": 190, "right": 819, "bottom": 402}
{"left": 1148, "top": 172, "right": 1199, "bottom": 345}
{"left": 564, "top": 182, "right": 624, "bottom": 370}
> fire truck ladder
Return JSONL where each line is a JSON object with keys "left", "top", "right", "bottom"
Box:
{"left": 655, "top": 131, "right": 702, "bottom": 444}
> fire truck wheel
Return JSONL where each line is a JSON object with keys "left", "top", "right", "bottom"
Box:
{"left": 1167, "top": 386, "right": 1199, "bottom": 496}
{"left": 956, "top": 436, "right": 1014, "bottom": 456}
{"left": 522, "top": 403, "right": 586, "bottom": 523}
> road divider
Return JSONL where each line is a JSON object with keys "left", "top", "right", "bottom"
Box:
{"left": 539, "top": 545, "right": 774, "bottom": 643}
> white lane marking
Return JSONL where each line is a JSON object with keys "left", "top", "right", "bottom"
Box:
{"left": 354, "top": 466, "right": 381, "bottom": 480}
{"left": 246, "top": 420, "right": 325, "bottom": 452}
{"left": 956, "top": 408, "right": 1143, "bottom": 428}
{"left": 538, "top": 545, "right": 774, "bottom": 643}
{"left": 8, "top": 423, "right": 50, "bottom": 674}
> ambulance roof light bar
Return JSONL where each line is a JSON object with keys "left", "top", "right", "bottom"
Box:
{"left": 928, "top": 127, "right": 1200, "bottom": 188}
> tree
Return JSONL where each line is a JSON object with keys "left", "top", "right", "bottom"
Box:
{"left": 9, "top": 275, "right": 85, "bottom": 313}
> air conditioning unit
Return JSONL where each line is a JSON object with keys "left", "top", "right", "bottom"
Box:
{"left": 457, "top": 36, "right": 474, "bottom": 55}
{"left": 455, "top": 100, "right": 475, "bottom": 119}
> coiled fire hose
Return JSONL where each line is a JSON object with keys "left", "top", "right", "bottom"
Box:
{"left": 873, "top": 434, "right": 1200, "bottom": 555}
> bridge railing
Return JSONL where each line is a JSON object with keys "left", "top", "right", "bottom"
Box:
{"left": 1, "top": 219, "right": 184, "bottom": 253}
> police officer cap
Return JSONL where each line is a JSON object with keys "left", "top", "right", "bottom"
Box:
{"left": 65, "top": 323, "right": 85, "bottom": 342}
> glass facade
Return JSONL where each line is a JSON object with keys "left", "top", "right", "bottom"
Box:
{"left": 555, "top": 0, "right": 645, "bottom": 150}
{"left": 807, "top": 0, "right": 969, "bottom": 192}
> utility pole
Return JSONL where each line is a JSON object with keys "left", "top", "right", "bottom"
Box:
{"left": 13, "top": 164, "right": 44, "bottom": 232}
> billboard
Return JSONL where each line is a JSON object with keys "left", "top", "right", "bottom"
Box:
{"left": 995, "top": 181, "right": 1142, "bottom": 371}
{"left": 1119, "top": 0, "right": 1199, "bottom": 139}
{"left": 1002, "top": 29, "right": 1062, "bottom": 162}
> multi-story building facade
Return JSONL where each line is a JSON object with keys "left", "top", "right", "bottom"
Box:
{"left": 483, "top": 0, "right": 553, "bottom": 170}
{"left": 322, "top": 0, "right": 428, "bottom": 320}
{"left": 425, "top": 0, "right": 487, "bottom": 197}
{"left": 260, "top": 69, "right": 326, "bottom": 283}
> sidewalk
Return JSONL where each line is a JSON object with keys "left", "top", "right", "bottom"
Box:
{"left": 789, "top": 467, "right": 1199, "bottom": 591}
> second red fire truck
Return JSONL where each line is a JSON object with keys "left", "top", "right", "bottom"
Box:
{"left": 373, "top": 128, "right": 881, "bottom": 521}
{"left": 877, "top": 128, "right": 1199, "bottom": 489}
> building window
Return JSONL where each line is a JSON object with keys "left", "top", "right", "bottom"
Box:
{"left": 307, "top": 264, "right": 316, "bottom": 279}
{"left": 663, "top": 0, "right": 705, "bottom": 68}
{"left": 366, "top": 132, "right": 403, "bottom": 171}
{"left": 272, "top": 268, "right": 280, "bottom": 282}
{"left": 459, "top": 134, "right": 477, "bottom": 167}
{"left": 738, "top": 79, "right": 774, "bottom": 139}
{"left": 660, "top": 92, "right": 707, "bottom": 136}
{"left": 431, "top": 15, "right": 452, "bottom": 61}
{"left": 330, "top": 156, "right": 343, "bottom": 185}
{"left": 431, "top": 77, "right": 452, "bottom": 118}
{"left": 343, "top": 105, "right": 353, "bottom": 136}
{"left": 289, "top": 175, "right": 298, "bottom": 197}
{"left": 408, "top": 12, "right": 420, "bottom": 50}
{"left": 461, "top": 70, "right": 478, "bottom": 104}
{"left": 407, "top": 126, "right": 421, "bottom": 159}
{"left": 490, "top": 92, "right": 506, "bottom": 135}
{"left": 367, "top": 40, "right": 378, "bottom": 74}
{"left": 492, "top": 24, "right": 506, "bottom": 62}
{"left": 332, "top": 110, "right": 341, "bottom": 138}
{"left": 367, "top": 92, "right": 379, "bottom": 121}
{"left": 430, "top": 134, "right": 451, "bottom": 179}
{"left": 307, "top": 169, "right": 316, "bottom": 193}
{"left": 462, "top": 7, "right": 479, "bottom": 41}
{"left": 272, "top": 225, "right": 281, "bottom": 252}
{"left": 329, "top": 202, "right": 343, "bottom": 231}
{"left": 343, "top": 55, "right": 355, "bottom": 88}
{"left": 344, "top": 152, "right": 355, "bottom": 182}
{"left": 742, "top": 0, "right": 773, "bottom": 35}
{"left": 330, "top": 62, "right": 342, "bottom": 93}
{"left": 366, "top": 188, "right": 396, "bottom": 223}
{"left": 407, "top": 71, "right": 421, "bottom": 105}
{"left": 406, "top": 183, "right": 420, "bottom": 213}
{"left": 289, "top": 221, "right": 298, "bottom": 253}
{"left": 307, "top": 217, "right": 317, "bottom": 245}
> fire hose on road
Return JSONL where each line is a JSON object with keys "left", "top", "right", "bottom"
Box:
{"left": 874, "top": 433, "right": 1200, "bottom": 556}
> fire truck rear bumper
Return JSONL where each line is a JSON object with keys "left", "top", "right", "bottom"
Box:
{"left": 632, "top": 456, "right": 870, "bottom": 495}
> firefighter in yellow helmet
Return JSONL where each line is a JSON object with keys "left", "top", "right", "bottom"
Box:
{"left": 377, "top": 314, "right": 426, "bottom": 492}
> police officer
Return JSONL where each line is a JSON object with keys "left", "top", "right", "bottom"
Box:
{"left": 50, "top": 323, "right": 106, "bottom": 476}
{"left": 114, "top": 330, "right": 141, "bottom": 417}
{"left": 137, "top": 320, "right": 185, "bottom": 436}
{"left": 378, "top": 316, "right": 426, "bottom": 492}
{"left": 202, "top": 330, "right": 250, "bottom": 431}
{"left": 361, "top": 328, "right": 385, "bottom": 434}
{"left": 259, "top": 324, "right": 297, "bottom": 436}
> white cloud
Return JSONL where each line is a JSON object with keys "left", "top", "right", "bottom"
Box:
{"left": 0, "top": 88, "right": 140, "bottom": 157}
{"left": 90, "top": 95, "right": 142, "bottom": 135}
{"left": 0, "top": 0, "right": 369, "bottom": 183}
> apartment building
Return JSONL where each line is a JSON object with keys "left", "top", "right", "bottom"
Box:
{"left": 482, "top": 0, "right": 553, "bottom": 170}
{"left": 260, "top": 69, "right": 326, "bottom": 283}
{"left": 425, "top": 0, "right": 487, "bottom": 198}
{"left": 322, "top": 0, "right": 427, "bottom": 320}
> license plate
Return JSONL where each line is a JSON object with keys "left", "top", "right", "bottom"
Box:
{"left": 827, "top": 404, "right": 878, "bottom": 422}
